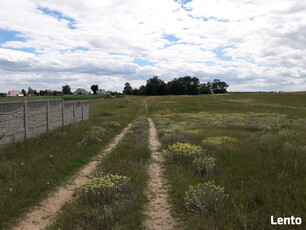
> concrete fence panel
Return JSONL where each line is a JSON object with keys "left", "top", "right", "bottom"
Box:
{"left": 0, "top": 102, "right": 25, "bottom": 145}
{"left": 75, "top": 101, "right": 83, "bottom": 122}
{"left": 0, "top": 99, "right": 91, "bottom": 146}
{"left": 27, "top": 101, "right": 48, "bottom": 138}
{"left": 64, "top": 102, "right": 74, "bottom": 125}
{"left": 83, "top": 101, "right": 90, "bottom": 120}
{"left": 49, "top": 100, "right": 63, "bottom": 131}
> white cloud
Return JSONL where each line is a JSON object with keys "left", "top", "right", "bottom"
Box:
{"left": 0, "top": 0, "right": 306, "bottom": 92}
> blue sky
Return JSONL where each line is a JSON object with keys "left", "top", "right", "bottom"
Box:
{"left": 0, "top": 0, "right": 305, "bottom": 92}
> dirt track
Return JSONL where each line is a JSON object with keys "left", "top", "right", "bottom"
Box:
{"left": 144, "top": 118, "right": 176, "bottom": 230}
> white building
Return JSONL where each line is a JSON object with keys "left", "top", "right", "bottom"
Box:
{"left": 73, "top": 88, "right": 90, "bottom": 95}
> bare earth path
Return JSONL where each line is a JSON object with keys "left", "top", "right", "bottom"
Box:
{"left": 144, "top": 118, "right": 176, "bottom": 230}
{"left": 12, "top": 123, "right": 132, "bottom": 230}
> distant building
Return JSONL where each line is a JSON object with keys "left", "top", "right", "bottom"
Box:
{"left": 73, "top": 88, "right": 90, "bottom": 95}
{"left": 97, "top": 89, "right": 112, "bottom": 95}
{"left": 7, "top": 90, "right": 24, "bottom": 97}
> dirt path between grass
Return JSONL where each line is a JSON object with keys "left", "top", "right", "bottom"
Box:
{"left": 12, "top": 123, "right": 132, "bottom": 230}
{"left": 144, "top": 118, "right": 176, "bottom": 230}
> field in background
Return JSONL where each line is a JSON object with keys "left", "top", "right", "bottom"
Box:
{"left": 0, "top": 96, "right": 141, "bottom": 229}
{"left": 147, "top": 93, "right": 306, "bottom": 229}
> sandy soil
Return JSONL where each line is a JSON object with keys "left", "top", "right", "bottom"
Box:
{"left": 12, "top": 123, "right": 132, "bottom": 230}
{"left": 144, "top": 118, "right": 176, "bottom": 230}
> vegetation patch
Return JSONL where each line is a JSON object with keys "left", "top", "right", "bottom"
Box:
{"left": 80, "top": 173, "right": 130, "bottom": 204}
{"left": 147, "top": 93, "right": 306, "bottom": 229}
{"left": 49, "top": 106, "right": 150, "bottom": 230}
{"left": 162, "top": 142, "right": 205, "bottom": 163}
{"left": 0, "top": 97, "right": 140, "bottom": 229}
{"left": 184, "top": 181, "right": 228, "bottom": 214}
{"left": 192, "top": 155, "right": 216, "bottom": 176}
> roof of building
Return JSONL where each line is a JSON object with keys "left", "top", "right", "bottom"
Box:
{"left": 74, "top": 88, "right": 89, "bottom": 93}
{"left": 7, "top": 90, "right": 22, "bottom": 96}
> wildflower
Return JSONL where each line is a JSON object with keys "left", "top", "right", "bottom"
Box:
{"left": 193, "top": 155, "right": 216, "bottom": 176}
{"left": 163, "top": 142, "right": 205, "bottom": 163}
{"left": 184, "top": 181, "right": 227, "bottom": 214}
{"left": 202, "top": 136, "right": 238, "bottom": 146}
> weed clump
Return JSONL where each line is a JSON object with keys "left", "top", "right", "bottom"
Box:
{"left": 81, "top": 126, "right": 108, "bottom": 145}
{"left": 184, "top": 181, "right": 227, "bottom": 214}
{"left": 163, "top": 142, "right": 205, "bottom": 163}
{"left": 102, "top": 121, "right": 121, "bottom": 128}
{"left": 192, "top": 156, "right": 216, "bottom": 176}
{"left": 202, "top": 136, "right": 238, "bottom": 146}
{"left": 80, "top": 173, "right": 130, "bottom": 204}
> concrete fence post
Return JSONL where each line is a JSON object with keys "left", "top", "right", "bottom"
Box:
{"left": 24, "top": 101, "right": 28, "bottom": 140}
{"left": 62, "top": 100, "right": 65, "bottom": 126}
{"left": 46, "top": 100, "right": 50, "bottom": 132}
{"left": 89, "top": 101, "right": 91, "bottom": 118}
{"left": 73, "top": 101, "right": 76, "bottom": 122}
{"left": 82, "top": 101, "right": 84, "bottom": 120}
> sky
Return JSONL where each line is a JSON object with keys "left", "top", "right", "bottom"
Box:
{"left": 0, "top": 0, "right": 306, "bottom": 93}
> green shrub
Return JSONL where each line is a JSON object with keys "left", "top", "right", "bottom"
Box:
{"left": 79, "top": 173, "right": 130, "bottom": 204}
{"left": 282, "top": 142, "right": 306, "bottom": 155}
{"left": 81, "top": 126, "right": 108, "bottom": 145}
{"left": 101, "top": 121, "right": 121, "bottom": 128}
{"left": 201, "top": 136, "right": 238, "bottom": 146}
{"left": 184, "top": 181, "right": 227, "bottom": 214}
{"left": 192, "top": 156, "right": 216, "bottom": 176}
{"left": 162, "top": 142, "right": 205, "bottom": 163}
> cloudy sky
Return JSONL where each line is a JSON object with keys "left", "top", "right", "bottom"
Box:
{"left": 0, "top": 0, "right": 305, "bottom": 93}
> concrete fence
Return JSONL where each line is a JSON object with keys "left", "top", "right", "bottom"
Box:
{"left": 0, "top": 99, "right": 91, "bottom": 146}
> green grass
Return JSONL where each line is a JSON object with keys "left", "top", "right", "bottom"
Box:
{"left": 0, "top": 94, "right": 104, "bottom": 100}
{"left": 49, "top": 110, "right": 150, "bottom": 229}
{"left": 147, "top": 93, "right": 306, "bottom": 230}
{"left": 0, "top": 96, "right": 140, "bottom": 229}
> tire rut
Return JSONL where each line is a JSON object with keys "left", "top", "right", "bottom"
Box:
{"left": 144, "top": 118, "right": 176, "bottom": 230}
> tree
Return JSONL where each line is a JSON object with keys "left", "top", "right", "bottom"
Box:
{"left": 145, "top": 76, "right": 167, "bottom": 95}
{"left": 167, "top": 76, "right": 200, "bottom": 95}
{"left": 91, "top": 85, "right": 99, "bottom": 94}
{"left": 21, "top": 89, "right": 27, "bottom": 96}
{"left": 27, "top": 87, "right": 34, "bottom": 96}
{"left": 188, "top": 77, "right": 201, "bottom": 95}
{"left": 62, "top": 85, "right": 72, "bottom": 95}
{"left": 200, "top": 83, "right": 211, "bottom": 94}
{"left": 211, "top": 79, "right": 228, "bottom": 94}
{"left": 123, "top": 82, "right": 133, "bottom": 95}
{"left": 139, "top": 85, "right": 146, "bottom": 95}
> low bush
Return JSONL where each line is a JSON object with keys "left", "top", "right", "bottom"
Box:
{"left": 101, "top": 121, "right": 121, "bottom": 128}
{"left": 79, "top": 173, "right": 130, "bottom": 204}
{"left": 184, "top": 181, "right": 227, "bottom": 214}
{"left": 192, "top": 155, "right": 216, "bottom": 176}
{"left": 162, "top": 142, "right": 205, "bottom": 163}
{"left": 201, "top": 136, "right": 238, "bottom": 147}
{"left": 81, "top": 126, "right": 108, "bottom": 145}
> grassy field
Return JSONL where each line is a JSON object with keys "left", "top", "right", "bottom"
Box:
{"left": 146, "top": 93, "right": 306, "bottom": 230}
{"left": 49, "top": 115, "right": 150, "bottom": 229}
{"left": 0, "top": 94, "right": 104, "bottom": 100}
{"left": 1, "top": 93, "right": 305, "bottom": 229}
{"left": 0, "top": 97, "right": 140, "bottom": 229}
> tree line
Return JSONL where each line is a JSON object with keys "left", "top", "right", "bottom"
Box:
{"left": 123, "top": 76, "right": 228, "bottom": 95}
